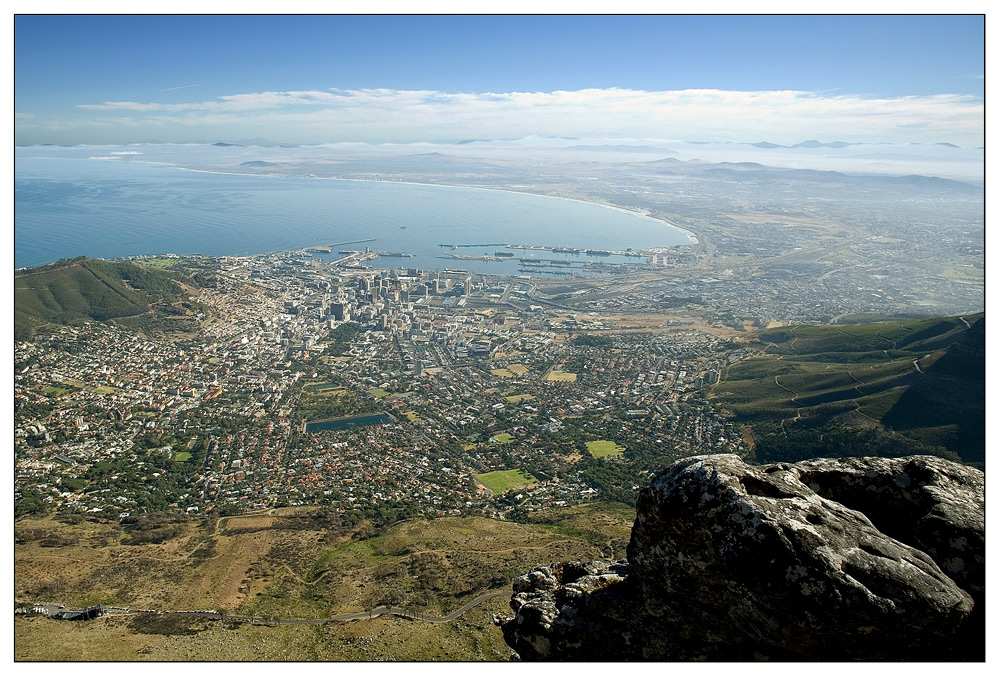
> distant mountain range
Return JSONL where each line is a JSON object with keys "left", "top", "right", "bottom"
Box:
{"left": 751, "top": 140, "right": 855, "bottom": 149}
{"left": 16, "top": 137, "right": 983, "bottom": 184}
{"left": 20, "top": 138, "right": 978, "bottom": 152}
{"left": 638, "top": 158, "right": 980, "bottom": 192}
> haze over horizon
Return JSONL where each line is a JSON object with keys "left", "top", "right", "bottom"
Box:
{"left": 15, "top": 15, "right": 985, "bottom": 147}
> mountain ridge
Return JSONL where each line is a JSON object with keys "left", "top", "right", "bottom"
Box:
{"left": 14, "top": 257, "right": 187, "bottom": 341}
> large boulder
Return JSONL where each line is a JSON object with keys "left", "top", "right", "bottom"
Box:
{"left": 500, "top": 561, "right": 639, "bottom": 661}
{"left": 498, "top": 454, "right": 984, "bottom": 661}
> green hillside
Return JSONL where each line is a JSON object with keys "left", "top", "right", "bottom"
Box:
{"left": 14, "top": 257, "right": 186, "bottom": 340}
{"left": 713, "top": 314, "right": 984, "bottom": 466}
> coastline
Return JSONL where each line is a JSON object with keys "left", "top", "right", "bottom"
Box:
{"left": 15, "top": 152, "right": 700, "bottom": 269}
{"left": 169, "top": 163, "right": 701, "bottom": 246}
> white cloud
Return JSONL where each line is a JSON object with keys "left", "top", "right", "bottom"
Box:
{"left": 24, "top": 87, "right": 986, "bottom": 146}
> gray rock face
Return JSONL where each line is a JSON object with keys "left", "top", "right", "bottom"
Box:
{"left": 498, "top": 454, "right": 984, "bottom": 661}
{"left": 501, "top": 561, "right": 639, "bottom": 661}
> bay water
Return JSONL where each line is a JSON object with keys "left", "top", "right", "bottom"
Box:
{"left": 15, "top": 152, "right": 695, "bottom": 274}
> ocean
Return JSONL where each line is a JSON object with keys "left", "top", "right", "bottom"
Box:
{"left": 14, "top": 151, "right": 696, "bottom": 274}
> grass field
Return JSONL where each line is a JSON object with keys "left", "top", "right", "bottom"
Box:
{"left": 939, "top": 266, "right": 984, "bottom": 283}
{"left": 491, "top": 363, "right": 530, "bottom": 379}
{"left": 173, "top": 451, "right": 192, "bottom": 462}
{"left": 585, "top": 440, "right": 626, "bottom": 458}
{"left": 505, "top": 394, "right": 534, "bottom": 403}
{"left": 491, "top": 433, "right": 515, "bottom": 444}
{"left": 401, "top": 410, "right": 421, "bottom": 422}
{"left": 15, "top": 504, "right": 633, "bottom": 660}
{"left": 544, "top": 370, "right": 577, "bottom": 382}
{"left": 305, "top": 382, "right": 350, "bottom": 397}
{"left": 369, "top": 388, "right": 390, "bottom": 399}
{"left": 474, "top": 469, "right": 538, "bottom": 494}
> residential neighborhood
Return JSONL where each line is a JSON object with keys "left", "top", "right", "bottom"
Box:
{"left": 14, "top": 250, "right": 749, "bottom": 523}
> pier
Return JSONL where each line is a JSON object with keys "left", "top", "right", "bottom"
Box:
{"left": 306, "top": 238, "right": 377, "bottom": 252}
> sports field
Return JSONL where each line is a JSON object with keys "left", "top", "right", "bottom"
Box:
{"left": 491, "top": 364, "right": 530, "bottom": 378}
{"left": 505, "top": 394, "right": 535, "bottom": 403}
{"left": 475, "top": 469, "right": 538, "bottom": 494}
{"left": 585, "top": 440, "right": 626, "bottom": 458}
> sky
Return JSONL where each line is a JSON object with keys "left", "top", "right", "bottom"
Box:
{"left": 13, "top": 13, "right": 986, "bottom": 147}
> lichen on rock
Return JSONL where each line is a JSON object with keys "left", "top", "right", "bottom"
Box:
{"left": 498, "top": 454, "right": 984, "bottom": 661}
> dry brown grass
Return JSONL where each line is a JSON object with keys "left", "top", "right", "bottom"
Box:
{"left": 491, "top": 364, "right": 529, "bottom": 378}
{"left": 221, "top": 516, "right": 273, "bottom": 532}
{"left": 15, "top": 504, "right": 633, "bottom": 661}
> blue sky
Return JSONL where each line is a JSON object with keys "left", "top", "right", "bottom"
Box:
{"left": 14, "top": 14, "right": 986, "bottom": 146}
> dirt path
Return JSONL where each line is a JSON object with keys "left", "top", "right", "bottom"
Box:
{"left": 75, "top": 588, "right": 512, "bottom": 627}
{"left": 847, "top": 370, "right": 867, "bottom": 395}
{"left": 774, "top": 376, "right": 802, "bottom": 430}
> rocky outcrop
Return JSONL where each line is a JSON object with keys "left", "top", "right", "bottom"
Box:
{"left": 500, "top": 561, "right": 637, "bottom": 660}
{"left": 498, "top": 454, "right": 984, "bottom": 661}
